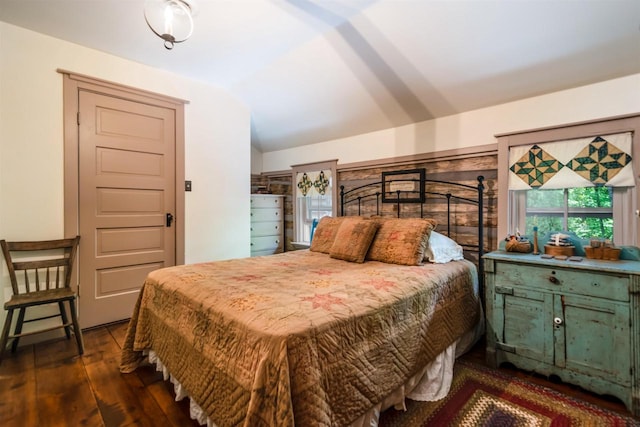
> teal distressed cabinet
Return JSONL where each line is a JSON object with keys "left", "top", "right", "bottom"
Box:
{"left": 484, "top": 251, "right": 640, "bottom": 416}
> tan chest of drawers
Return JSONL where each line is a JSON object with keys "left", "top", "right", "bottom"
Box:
{"left": 250, "top": 194, "right": 284, "bottom": 256}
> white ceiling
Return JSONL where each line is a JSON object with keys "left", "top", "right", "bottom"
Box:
{"left": 1, "top": 0, "right": 639, "bottom": 153}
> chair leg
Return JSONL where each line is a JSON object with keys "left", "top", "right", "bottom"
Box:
{"left": 0, "top": 309, "right": 15, "bottom": 365}
{"left": 68, "top": 299, "right": 84, "bottom": 355}
{"left": 11, "top": 307, "right": 26, "bottom": 353}
{"left": 58, "top": 301, "right": 71, "bottom": 339}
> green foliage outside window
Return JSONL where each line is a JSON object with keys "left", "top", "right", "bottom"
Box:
{"left": 523, "top": 187, "right": 613, "bottom": 240}
{"left": 568, "top": 187, "right": 612, "bottom": 208}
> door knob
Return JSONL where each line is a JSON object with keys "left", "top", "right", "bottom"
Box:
{"left": 166, "top": 213, "right": 174, "bottom": 227}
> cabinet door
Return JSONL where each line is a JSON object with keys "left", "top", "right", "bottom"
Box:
{"left": 557, "top": 294, "right": 630, "bottom": 386}
{"left": 495, "top": 286, "right": 554, "bottom": 365}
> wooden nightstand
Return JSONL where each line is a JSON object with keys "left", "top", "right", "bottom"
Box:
{"left": 483, "top": 251, "right": 640, "bottom": 416}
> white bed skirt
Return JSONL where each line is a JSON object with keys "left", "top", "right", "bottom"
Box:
{"left": 145, "top": 316, "right": 484, "bottom": 427}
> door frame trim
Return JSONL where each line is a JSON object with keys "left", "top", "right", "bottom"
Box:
{"left": 61, "top": 71, "right": 186, "bottom": 276}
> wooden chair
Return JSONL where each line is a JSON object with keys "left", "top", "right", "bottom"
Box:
{"left": 0, "top": 236, "right": 84, "bottom": 363}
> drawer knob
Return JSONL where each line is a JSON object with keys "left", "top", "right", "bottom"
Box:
{"left": 553, "top": 317, "right": 563, "bottom": 326}
{"left": 548, "top": 275, "right": 559, "bottom": 284}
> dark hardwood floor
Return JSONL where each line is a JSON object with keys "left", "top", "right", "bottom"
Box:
{"left": 0, "top": 321, "right": 633, "bottom": 426}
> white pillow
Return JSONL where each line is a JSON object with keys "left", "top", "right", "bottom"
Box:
{"left": 424, "top": 231, "right": 464, "bottom": 263}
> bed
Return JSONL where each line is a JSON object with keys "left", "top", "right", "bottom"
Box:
{"left": 120, "top": 174, "right": 486, "bottom": 427}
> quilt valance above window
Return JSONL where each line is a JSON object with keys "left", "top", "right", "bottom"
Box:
{"left": 508, "top": 132, "right": 634, "bottom": 190}
{"left": 296, "top": 170, "right": 332, "bottom": 197}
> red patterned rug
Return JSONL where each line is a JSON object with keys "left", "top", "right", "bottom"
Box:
{"left": 379, "top": 360, "right": 640, "bottom": 426}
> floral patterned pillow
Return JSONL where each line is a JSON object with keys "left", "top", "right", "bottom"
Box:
{"left": 329, "top": 217, "right": 380, "bottom": 263}
{"left": 366, "top": 218, "right": 437, "bottom": 265}
{"left": 309, "top": 216, "right": 345, "bottom": 253}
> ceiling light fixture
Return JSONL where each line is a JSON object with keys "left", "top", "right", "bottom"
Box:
{"left": 144, "top": 0, "right": 195, "bottom": 50}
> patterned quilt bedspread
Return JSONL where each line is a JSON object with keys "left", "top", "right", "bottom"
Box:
{"left": 120, "top": 250, "right": 480, "bottom": 427}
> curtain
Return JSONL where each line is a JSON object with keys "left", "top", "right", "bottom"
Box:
{"left": 296, "top": 170, "right": 332, "bottom": 197}
{"left": 508, "top": 132, "right": 634, "bottom": 190}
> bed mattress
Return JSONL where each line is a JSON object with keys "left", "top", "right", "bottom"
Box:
{"left": 120, "top": 250, "right": 480, "bottom": 426}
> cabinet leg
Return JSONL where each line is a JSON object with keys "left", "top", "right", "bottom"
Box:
{"left": 485, "top": 347, "right": 498, "bottom": 368}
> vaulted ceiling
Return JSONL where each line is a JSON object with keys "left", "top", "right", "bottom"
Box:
{"left": 1, "top": 0, "right": 639, "bottom": 153}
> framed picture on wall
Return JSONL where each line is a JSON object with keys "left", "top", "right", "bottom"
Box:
{"left": 382, "top": 168, "right": 426, "bottom": 203}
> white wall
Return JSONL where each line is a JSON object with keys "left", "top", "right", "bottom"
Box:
{"left": 0, "top": 23, "right": 251, "bottom": 331}
{"left": 251, "top": 145, "right": 263, "bottom": 175}
{"left": 262, "top": 73, "right": 640, "bottom": 172}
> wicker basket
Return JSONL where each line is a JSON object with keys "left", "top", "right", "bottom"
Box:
{"left": 506, "top": 240, "right": 532, "bottom": 253}
{"left": 544, "top": 245, "right": 575, "bottom": 257}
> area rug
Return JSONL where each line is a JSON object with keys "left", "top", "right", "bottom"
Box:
{"left": 378, "top": 359, "right": 640, "bottom": 426}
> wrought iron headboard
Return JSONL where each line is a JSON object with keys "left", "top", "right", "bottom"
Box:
{"left": 339, "top": 175, "right": 486, "bottom": 289}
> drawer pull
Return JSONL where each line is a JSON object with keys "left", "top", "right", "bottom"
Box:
{"left": 495, "top": 286, "right": 514, "bottom": 295}
{"left": 553, "top": 317, "right": 563, "bottom": 326}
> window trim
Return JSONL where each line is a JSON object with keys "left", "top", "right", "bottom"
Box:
{"left": 496, "top": 114, "right": 640, "bottom": 249}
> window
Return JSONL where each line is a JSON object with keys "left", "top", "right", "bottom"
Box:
{"left": 296, "top": 192, "right": 332, "bottom": 243}
{"left": 510, "top": 186, "right": 635, "bottom": 244}
{"left": 497, "top": 115, "right": 640, "bottom": 249}
{"left": 292, "top": 160, "right": 338, "bottom": 244}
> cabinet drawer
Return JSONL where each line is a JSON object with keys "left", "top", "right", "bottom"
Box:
{"left": 251, "top": 248, "right": 281, "bottom": 257}
{"left": 251, "top": 221, "right": 282, "bottom": 237}
{"left": 494, "top": 262, "right": 629, "bottom": 302}
{"left": 251, "top": 196, "right": 282, "bottom": 209}
{"left": 251, "top": 235, "right": 283, "bottom": 251}
{"left": 251, "top": 208, "right": 281, "bottom": 222}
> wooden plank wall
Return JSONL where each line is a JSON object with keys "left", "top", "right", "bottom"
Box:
{"left": 337, "top": 154, "right": 498, "bottom": 265}
{"left": 251, "top": 151, "right": 498, "bottom": 261}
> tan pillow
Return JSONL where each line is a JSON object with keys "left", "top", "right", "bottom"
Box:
{"left": 309, "top": 217, "right": 345, "bottom": 253}
{"left": 329, "top": 218, "right": 380, "bottom": 263}
{"left": 366, "top": 218, "right": 437, "bottom": 265}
